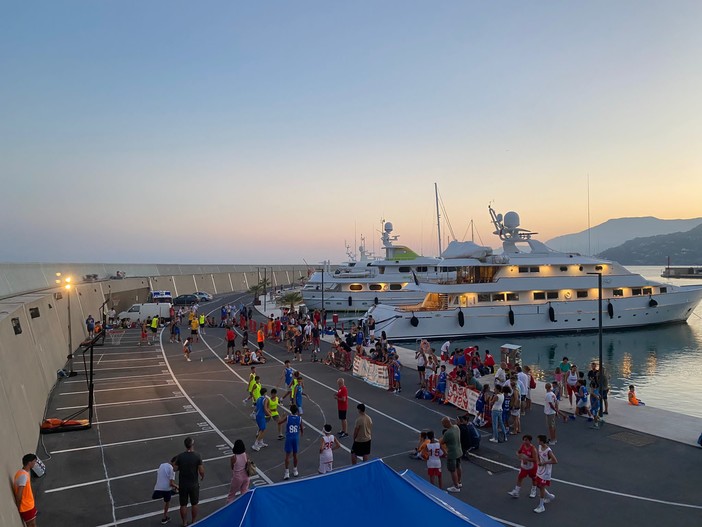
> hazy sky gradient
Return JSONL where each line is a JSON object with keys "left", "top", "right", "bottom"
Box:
{"left": 2, "top": 1, "right": 701, "bottom": 263}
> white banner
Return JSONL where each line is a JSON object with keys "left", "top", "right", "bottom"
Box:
{"left": 445, "top": 381, "right": 480, "bottom": 415}
{"left": 352, "top": 356, "right": 389, "bottom": 390}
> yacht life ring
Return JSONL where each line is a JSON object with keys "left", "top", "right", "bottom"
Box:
{"left": 607, "top": 302, "right": 614, "bottom": 319}
{"left": 508, "top": 308, "right": 515, "bottom": 326}
{"left": 548, "top": 304, "right": 556, "bottom": 322}
{"left": 564, "top": 291, "right": 572, "bottom": 299}
{"left": 410, "top": 314, "right": 419, "bottom": 327}
{"left": 458, "top": 308, "right": 465, "bottom": 327}
{"left": 649, "top": 298, "right": 658, "bottom": 308}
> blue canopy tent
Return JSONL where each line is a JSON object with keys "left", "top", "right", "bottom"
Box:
{"left": 196, "top": 459, "right": 503, "bottom": 527}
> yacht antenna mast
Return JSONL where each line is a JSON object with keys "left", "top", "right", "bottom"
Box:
{"left": 587, "top": 175, "right": 592, "bottom": 255}
{"left": 435, "top": 182, "right": 442, "bottom": 255}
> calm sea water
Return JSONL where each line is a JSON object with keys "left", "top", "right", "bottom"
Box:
{"left": 432, "top": 266, "right": 702, "bottom": 418}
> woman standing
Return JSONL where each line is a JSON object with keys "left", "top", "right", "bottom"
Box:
{"left": 226, "top": 440, "right": 250, "bottom": 503}
{"left": 489, "top": 385, "right": 507, "bottom": 443}
{"left": 415, "top": 344, "right": 427, "bottom": 385}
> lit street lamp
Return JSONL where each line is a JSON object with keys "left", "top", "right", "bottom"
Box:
{"left": 56, "top": 273, "right": 77, "bottom": 377}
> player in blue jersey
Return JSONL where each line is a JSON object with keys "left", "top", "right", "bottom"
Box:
{"left": 278, "top": 360, "right": 294, "bottom": 390}
{"left": 279, "top": 404, "right": 304, "bottom": 480}
{"left": 252, "top": 388, "right": 271, "bottom": 451}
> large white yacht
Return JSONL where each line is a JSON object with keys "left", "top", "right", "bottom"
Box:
{"left": 302, "top": 223, "right": 476, "bottom": 312}
{"left": 367, "top": 207, "right": 702, "bottom": 340}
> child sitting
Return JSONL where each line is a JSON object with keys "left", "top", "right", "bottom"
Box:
{"left": 415, "top": 381, "right": 433, "bottom": 400}
{"left": 628, "top": 384, "right": 645, "bottom": 406}
{"left": 233, "top": 349, "right": 242, "bottom": 364}
{"left": 242, "top": 349, "right": 252, "bottom": 365}
{"left": 410, "top": 431, "right": 429, "bottom": 460}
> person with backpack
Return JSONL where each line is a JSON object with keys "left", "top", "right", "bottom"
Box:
{"left": 457, "top": 414, "right": 480, "bottom": 458}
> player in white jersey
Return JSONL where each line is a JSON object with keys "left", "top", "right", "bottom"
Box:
{"left": 318, "top": 424, "right": 341, "bottom": 474}
{"left": 533, "top": 434, "right": 558, "bottom": 513}
{"left": 421, "top": 430, "right": 444, "bottom": 490}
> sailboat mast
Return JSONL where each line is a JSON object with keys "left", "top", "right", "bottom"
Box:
{"left": 435, "top": 182, "right": 442, "bottom": 256}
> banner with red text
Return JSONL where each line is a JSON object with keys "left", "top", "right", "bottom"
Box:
{"left": 445, "top": 381, "right": 479, "bottom": 415}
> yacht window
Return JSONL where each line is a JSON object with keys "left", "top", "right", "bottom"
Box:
{"left": 547, "top": 292, "right": 559, "bottom": 300}
{"left": 660, "top": 287, "right": 667, "bottom": 293}
{"left": 398, "top": 266, "right": 411, "bottom": 273}
{"left": 613, "top": 289, "right": 624, "bottom": 297}
{"left": 416, "top": 266, "right": 428, "bottom": 272}
{"left": 369, "top": 284, "right": 382, "bottom": 291}
{"left": 441, "top": 267, "right": 457, "bottom": 272}
{"left": 519, "top": 266, "right": 529, "bottom": 273}
{"left": 632, "top": 288, "right": 642, "bottom": 296}
{"left": 530, "top": 267, "right": 539, "bottom": 273}
{"left": 560, "top": 266, "right": 568, "bottom": 272}
{"left": 349, "top": 284, "right": 363, "bottom": 291}
{"left": 389, "top": 284, "right": 403, "bottom": 291}
{"left": 348, "top": 263, "right": 356, "bottom": 268}
{"left": 492, "top": 293, "right": 506, "bottom": 302}
{"left": 643, "top": 287, "right": 652, "bottom": 295}
{"left": 579, "top": 266, "right": 584, "bottom": 271}
{"left": 595, "top": 265, "right": 603, "bottom": 271}
{"left": 533, "top": 292, "right": 546, "bottom": 300}
{"left": 477, "top": 294, "right": 491, "bottom": 302}
{"left": 576, "top": 290, "right": 588, "bottom": 298}
{"left": 378, "top": 266, "right": 385, "bottom": 274}
{"left": 506, "top": 293, "right": 519, "bottom": 301}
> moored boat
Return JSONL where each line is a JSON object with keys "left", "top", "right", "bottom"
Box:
{"left": 367, "top": 207, "right": 702, "bottom": 341}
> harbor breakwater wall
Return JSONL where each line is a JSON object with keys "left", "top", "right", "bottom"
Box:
{"left": 0, "top": 263, "right": 305, "bottom": 526}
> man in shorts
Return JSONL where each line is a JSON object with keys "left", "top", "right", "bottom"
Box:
{"left": 335, "top": 378, "right": 349, "bottom": 437}
{"left": 508, "top": 435, "right": 539, "bottom": 499}
{"left": 152, "top": 457, "right": 178, "bottom": 524}
{"left": 280, "top": 404, "right": 304, "bottom": 479}
{"left": 351, "top": 403, "right": 372, "bottom": 464}
{"left": 544, "top": 383, "right": 558, "bottom": 445}
{"left": 14, "top": 453, "right": 38, "bottom": 526}
{"left": 174, "top": 437, "right": 204, "bottom": 526}
{"left": 225, "top": 327, "right": 236, "bottom": 363}
{"left": 439, "top": 417, "right": 462, "bottom": 493}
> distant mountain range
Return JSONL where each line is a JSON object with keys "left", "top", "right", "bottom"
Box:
{"left": 597, "top": 223, "right": 702, "bottom": 265}
{"left": 546, "top": 217, "right": 702, "bottom": 256}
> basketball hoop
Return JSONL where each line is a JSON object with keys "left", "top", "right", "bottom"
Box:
{"left": 107, "top": 329, "right": 125, "bottom": 346}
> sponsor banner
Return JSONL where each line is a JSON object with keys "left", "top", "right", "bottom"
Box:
{"left": 352, "top": 356, "right": 389, "bottom": 390}
{"left": 445, "top": 381, "right": 480, "bottom": 414}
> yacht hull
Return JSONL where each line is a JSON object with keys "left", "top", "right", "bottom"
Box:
{"left": 368, "top": 287, "right": 702, "bottom": 341}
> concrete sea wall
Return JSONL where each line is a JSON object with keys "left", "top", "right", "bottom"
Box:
{"left": 0, "top": 264, "right": 305, "bottom": 526}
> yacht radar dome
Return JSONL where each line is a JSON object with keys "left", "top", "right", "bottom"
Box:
{"left": 504, "top": 212, "right": 520, "bottom": 230}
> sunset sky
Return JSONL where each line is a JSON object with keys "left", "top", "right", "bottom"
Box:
{"left": 2, "top": 1, "right": 701, "bottom": 264}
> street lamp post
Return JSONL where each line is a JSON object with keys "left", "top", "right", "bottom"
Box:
{"left": 588, "top": 271, "right": 603, "bottom": 417}
{"left": 56, "top": 273, "right": 77, "bottom": 377}
{"left": 263, "top": 267, "right": 267, "bottom": 312}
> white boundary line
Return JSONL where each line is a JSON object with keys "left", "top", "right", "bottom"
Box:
{"left": 60, "top": 384, "right": 176, "bottom": 396}
{"left": 64, "top": 372, "right": 169, "bottom": 384}
{"left": 51, "top": 429, "right": 215, "bottom": 454}
{"left": 45, "top": 454, "right": 231, "bottom": 494}
{"left": 95, "top": 410, "right": 197, "bottom": 425}
{"left": 56, "top": 395, "right": 184, "bottom": 411}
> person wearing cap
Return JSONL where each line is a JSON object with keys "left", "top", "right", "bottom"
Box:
{"left": 14, "top": 453, "right": 38, "bottom": 526}
{"left": 351, "top": 403, "right": 372, "bottom": 464}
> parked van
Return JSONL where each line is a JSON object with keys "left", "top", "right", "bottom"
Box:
{"left": 118, "top": 303, "right": 172, "bottom": 324}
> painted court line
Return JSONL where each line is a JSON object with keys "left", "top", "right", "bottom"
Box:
{"left": 468, "top": 452, "right": 702, "bottom": 510}
{"left": 56, "top": 395, "right": 184, "bottom": 411}
{"left": 74, "top": 364, "right": 165, "bottom": 372}
{"left": 51, "top": 429, "right": 215, "bottom": 454}
{"left": 45, "top": 454, "right": 230, "bottom": 494}
{"left": 60, "top": 384, "right": 176, "bottom": 396}
{"left": 64, "top": 372, "right": 169, "bottom": 384}
{"left": 94, "top": 410, "right": 197, "bottom": 425}
{"left": 94, "top": 357, "right": 164, "bottom": 363}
